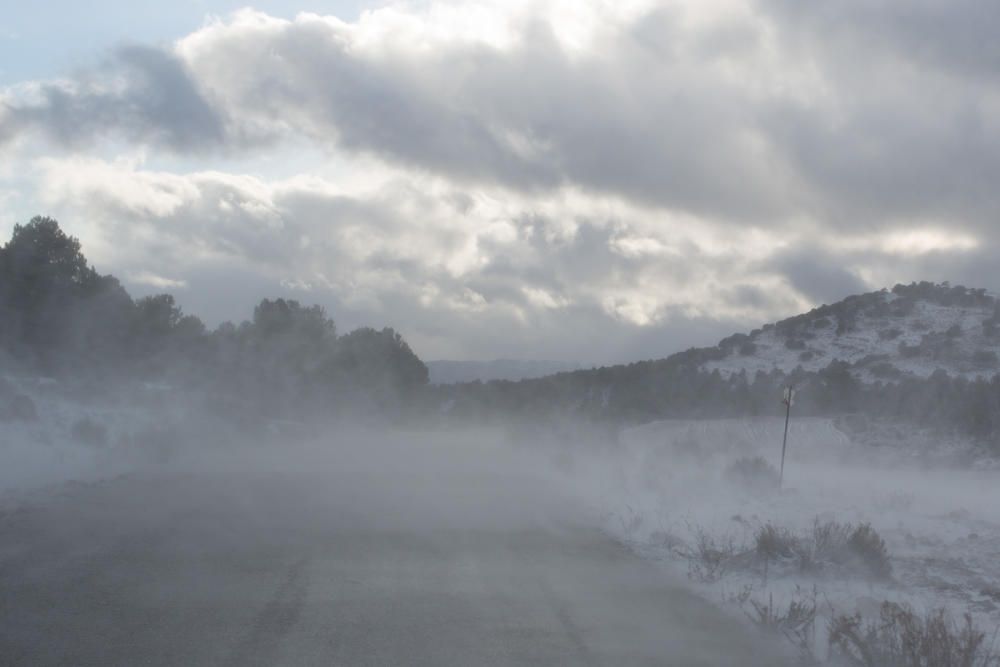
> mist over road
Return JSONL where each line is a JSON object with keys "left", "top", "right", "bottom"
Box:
{"left": 0, "top": 431, "right": 786, "bottom": 666}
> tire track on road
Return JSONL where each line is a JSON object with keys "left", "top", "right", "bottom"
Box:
{"left": 224, "top": 556, "right": 310, "bottom": 667}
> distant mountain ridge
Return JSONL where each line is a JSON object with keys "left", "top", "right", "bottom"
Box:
{"left": 426, "top": 359, "right": 582, "bottom": 384}
{"left": 437, "top": 283, "right": 1000, "bottom": 440}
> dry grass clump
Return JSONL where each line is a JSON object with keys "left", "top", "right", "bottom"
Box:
{"left": 684, "top": 528, "right": 741, "bottom": 583}
{"left": 756, "top": 523, "right": 799, "bottom": 561}
{"left": 741, "top": 588, "right": 818, "bottom": 661}
{"left": 829, "top": 602, "right": 998, "bottom": 667}
{"left": 753, "top": 519, "right": 892, "bottom": 580}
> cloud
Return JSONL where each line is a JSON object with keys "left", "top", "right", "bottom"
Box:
{"left": 30, "top": 152, "right": 995, "bottom": 361}
{"left": 128, "top": 271, "right": 188, "bottom": 289}
{"left": 5, "top": 2, "right": 999, "bottom": 229}
{"left": 770, "top": 244, "right": 868, "bottom": 306}
{"left": 3, "top": 46, "right": 226, "bottom": 151}
{"left": 4, "top": 1, "right": 1000, "bottom": 361}
{"left": 33, "top": 155, "right": 812, "bottom": 360}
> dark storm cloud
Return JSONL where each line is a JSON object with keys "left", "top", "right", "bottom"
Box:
{"left": 764, "top": 0, "right": 1000, "bottom": 80}
{"left": 770, "top": 244, "right": 867, "bottom": 306}
{"left": 2, "top": 45, "right": 225, "bottom": 150}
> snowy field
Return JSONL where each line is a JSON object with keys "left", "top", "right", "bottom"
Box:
{"left": 555, "top": 417, "right": 1000, "bottom": 659}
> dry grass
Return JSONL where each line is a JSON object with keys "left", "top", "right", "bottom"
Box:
{"left": 751, "top": 519, "right": 892, "bottom": 580}
{"left": 829, "top": 602, "right": 998, "bottom": 667}
{"left": 684, "top": 528, "right": 741, "bottom": 583}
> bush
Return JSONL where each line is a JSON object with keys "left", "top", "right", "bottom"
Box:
{"left": 684, "top": 529, "right": 740, "bottom": 583}
{"left": 804, "top": 519, "right": 891, "bottom": 579}
{"left": 829, "top": 602, "right": 996, "bottom": 667}
{"left": 755, "top": 523, "right": 799, "bottom": 561}
{"left": 809, "top": 518, "right": 854, "bottom": 566}
{"left": 750, "top": 519, "right": 893, "bottom": 579}
{"left": 784, "top": 338, "right": 806, "bottom": 350}
{"left": 741, "top": 589, "right": 817, "bottom": 660}
{"left": 847, "top": 523, "right": 892, "bottom": 579}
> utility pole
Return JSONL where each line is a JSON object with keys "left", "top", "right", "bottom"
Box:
{"left": 779, "top": 385, "right": 794, "bottom": 488}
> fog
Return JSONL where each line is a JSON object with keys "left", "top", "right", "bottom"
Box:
{"left": 0, "top": 376, "right": 796, "bottom": 666}
{"left": 7, "top": 340, "right": 1000, "bottom": 667}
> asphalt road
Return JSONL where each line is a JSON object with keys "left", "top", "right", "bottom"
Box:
{"left": 0, "top": 435, "right": 788, "bottom": 666}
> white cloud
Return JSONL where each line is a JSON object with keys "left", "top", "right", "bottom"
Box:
{"left": 2, "top": 1, "right": 999, "bottom": 361}
{"left": 128, "top": 271, "right": 188, "bottom": 289}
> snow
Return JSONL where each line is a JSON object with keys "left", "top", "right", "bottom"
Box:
{"left": 702, "top": 291, "right": 1000, "bottom": 381}
{"left": 0, "top": 374, "right": 189, "bottom": 499}
{"left": 557, "top": 417, "right": 1000, "bottom": 657}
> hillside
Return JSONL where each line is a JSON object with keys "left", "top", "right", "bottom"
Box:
{"left": 426, "top": 359, "right": 581, "bottom": 385}
{"left": 704, "top": 282, "right": 1000, "bottom": 383}
{"left": 439, "top": 282, "right": 1000, "bottom": 441}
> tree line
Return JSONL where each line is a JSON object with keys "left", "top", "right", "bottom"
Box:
{"left": 0, "top": 216, "right": 428, "bottom": 419}
{"left": 4, "top": 216, "right": 1000, "bottom": 444}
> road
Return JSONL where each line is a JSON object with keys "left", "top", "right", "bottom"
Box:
{"left": 0, "top": 433, "right": 788, "bottom": 666}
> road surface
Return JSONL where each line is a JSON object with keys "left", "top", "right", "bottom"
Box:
{"left": 0, "top": 434, "right": 788, "bottom": 666}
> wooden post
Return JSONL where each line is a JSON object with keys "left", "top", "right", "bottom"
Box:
{"left": 779, "top": 385, "right": 794, "bottom": 488}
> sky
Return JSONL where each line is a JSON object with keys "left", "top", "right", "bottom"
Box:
{"left": 1, "top": 0, "right": 998, "bottom": 364}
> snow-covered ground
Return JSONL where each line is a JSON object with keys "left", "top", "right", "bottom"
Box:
{"left": 0, "top": 374, "right": 201, "bottom": 500}
{"left": 703, "top": 291, "right": 1000, "bottom": 381}
{"left": 555, "top": 417, "right": 1000, "bottom": 659}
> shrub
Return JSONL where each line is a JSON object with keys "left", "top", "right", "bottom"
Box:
{"left": 829, "top": 602, "right": 996, "bottom": 667}
{"left": 742, "top": 589, "right": 817, "bottom": 660}
{"left": 755, "top": 523, "right": 799, "bottom": 561}
{"left": 810, "top": 518, "right": 854, "bottom": 566}
{"left": 805, "top": 519, "right": 891, "bottom": 579}
{"left": 847, "top": 523, "right": 892, "bottom": 579}
{"left": 684, "top": 529, "right": 739, "bottom": 583}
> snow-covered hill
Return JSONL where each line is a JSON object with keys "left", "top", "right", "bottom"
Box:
{"left": 701, "top": 282, "right": 1000, "bottom": 382}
